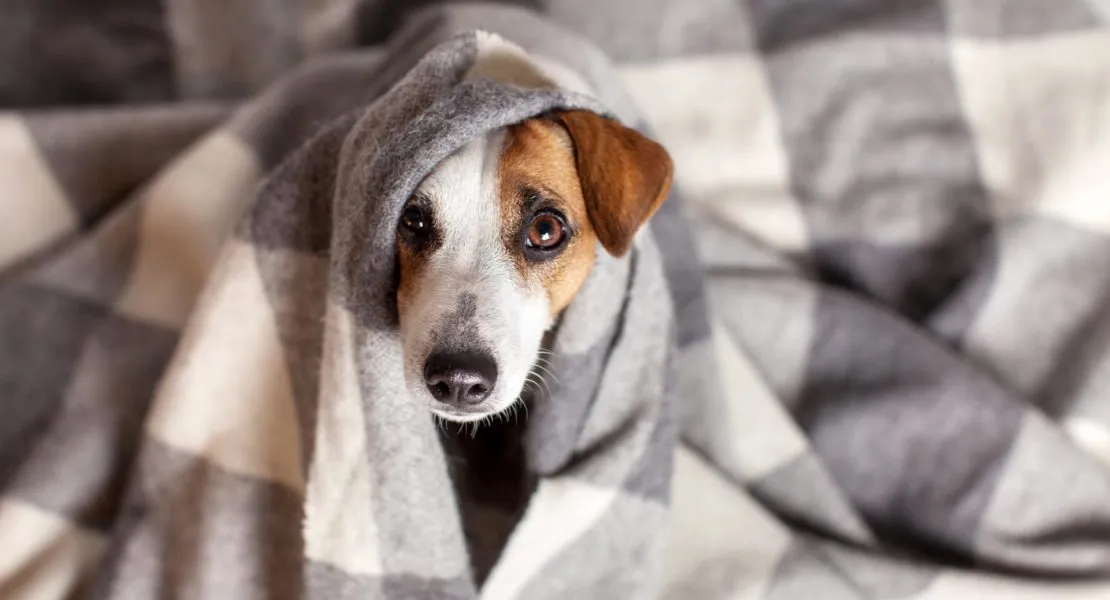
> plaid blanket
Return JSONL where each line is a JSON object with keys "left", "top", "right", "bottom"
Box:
{"left": 3, "top": 1, "right": 1110, "bottom": 599}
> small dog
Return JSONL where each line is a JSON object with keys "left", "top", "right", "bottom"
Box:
{"left": 396, "top": 110, "right": 673, "bottom": 423}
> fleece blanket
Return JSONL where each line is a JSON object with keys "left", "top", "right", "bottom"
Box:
{"left": 3, "top": 1, "right": 1110, "bottom": 599}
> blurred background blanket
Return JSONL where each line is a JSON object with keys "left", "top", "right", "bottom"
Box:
{"left": 3, "top": 1, "right": 1110, "bottom": 599}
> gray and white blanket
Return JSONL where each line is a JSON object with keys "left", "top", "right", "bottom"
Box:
{"left": 3, "top": 1, "right": 1110, "bottom": 599}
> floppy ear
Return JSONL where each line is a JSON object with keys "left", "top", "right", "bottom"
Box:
{"left": 552, "top": 110, "right": 673, "bottom": 257}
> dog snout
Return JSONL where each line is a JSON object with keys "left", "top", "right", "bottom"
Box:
{"left": 423, "top": 350, "right": 498, "bottom": 407}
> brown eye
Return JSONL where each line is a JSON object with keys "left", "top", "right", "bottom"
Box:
{"left": 526, "top": 212, "right": 568, "bottom": 250}
{"left": 400, "top": 205, "right": 428, "bottom": 233}
{"left": 398, "top": 201, "right": 436, "bottom": 252}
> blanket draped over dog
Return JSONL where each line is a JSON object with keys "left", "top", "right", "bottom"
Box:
{"left": 3, "top": 1, "right": 1110, "bottom": 599}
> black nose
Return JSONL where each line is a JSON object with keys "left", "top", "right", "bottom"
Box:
{"left": 423, "top": 350, "right": 498, "bottom": 406}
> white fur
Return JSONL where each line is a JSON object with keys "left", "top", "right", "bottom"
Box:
{"left": 400, "top": 133, "right": 551, "bottom": 422}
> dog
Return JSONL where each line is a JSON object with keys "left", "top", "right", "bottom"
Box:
{"left": 395, "top": 109, "right": 673, "bottom": 423}
{"left": 393, "top": 108, "right": 671, "bottom": 582}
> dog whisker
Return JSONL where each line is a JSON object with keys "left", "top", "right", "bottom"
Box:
{"left": 533, "top": 365, "right": 556, "bottom": 393}
{"left": 505, "top": 397, "right": 526, "bottom": 425}
{"left": 525, "top": 373, "right": 552, "bottom": 401}
{"left": 532, "top": 364, "right": 559, "bottom": 385}
{"left": 533, "top": 356, "right": 559, "bottom": 381}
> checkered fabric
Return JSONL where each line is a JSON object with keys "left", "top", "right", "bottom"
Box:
{"left": 2, "top": 1, "right": 1110, "bottom": 599}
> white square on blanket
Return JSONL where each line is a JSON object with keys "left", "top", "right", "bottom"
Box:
{"left": 951, "top": 31, "right": 1110, "bottom": 233}
{"left": 620, "top": 53, "right": 809, "bottom": 255}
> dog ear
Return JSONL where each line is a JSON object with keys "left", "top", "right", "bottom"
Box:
{"left": 552, "top": 110, "right": 673, "bottom": 257}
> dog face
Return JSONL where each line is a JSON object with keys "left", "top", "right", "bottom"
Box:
{"left": 395, "top": 110, "right": 672, "bottom": 422}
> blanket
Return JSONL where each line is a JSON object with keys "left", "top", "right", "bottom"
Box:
{"left": 3, "top": 1, "right": 1110, "bottom": 599}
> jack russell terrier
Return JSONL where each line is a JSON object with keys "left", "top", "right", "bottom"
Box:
{"left": 395, "top": 110, "right": 672, "bottom": 423}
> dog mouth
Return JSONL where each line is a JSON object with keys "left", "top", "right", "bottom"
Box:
{"left": 425, "top": 390, "right": 528, "bottom": 424}
{"left": 428, "top": 402, "right": 504, "bottom": 423}
{"left": 424, "top": 371, "right": 538, "bottom": 423}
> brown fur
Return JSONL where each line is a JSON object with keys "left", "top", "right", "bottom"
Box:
{"left": 395, "top": 223, "right": 432, "bottom": 318}
{"left": 498, "top": 119, "right": 599, "bottom": 316}
{"left": 551, "top": 110, "right": 673, "bottom": 257}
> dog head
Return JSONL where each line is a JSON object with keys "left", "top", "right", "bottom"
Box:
{"left": 395, "top": 110, "right": 672, "bottom": 422}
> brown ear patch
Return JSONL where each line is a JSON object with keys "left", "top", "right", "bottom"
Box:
{"left": 551, "top": 110, "right": 673, "bottom": 257}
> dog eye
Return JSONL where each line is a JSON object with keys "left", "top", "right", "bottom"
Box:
{"left": 526, "top": 212, "right": 568, "bottom": 250}
{"left": 400, "top": 205, "right": 429, "bottom": 234}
